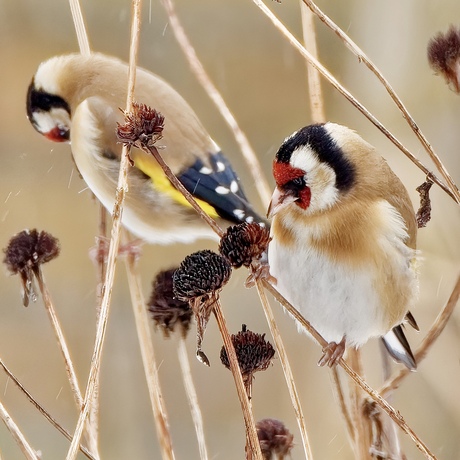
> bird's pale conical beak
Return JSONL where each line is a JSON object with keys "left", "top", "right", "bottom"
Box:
{"left": 267, "top": 187, "right": 298, "bottom": 218}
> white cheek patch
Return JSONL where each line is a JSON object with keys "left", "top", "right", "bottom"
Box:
{"left": 33, "top": 107, "right": 71, "bottom": 134}
{"left": 290, "top": 146, "right": 339, "bottom": 212}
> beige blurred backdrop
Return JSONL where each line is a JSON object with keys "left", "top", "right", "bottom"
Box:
{"left": 1, "top": 0, "right": 460, "bottom": 458}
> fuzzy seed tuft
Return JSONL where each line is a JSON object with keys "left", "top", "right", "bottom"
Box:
{"left": 257, "top": 418, "right": 294, "bottom": 460}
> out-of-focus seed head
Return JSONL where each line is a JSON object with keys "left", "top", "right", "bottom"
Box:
{"left": 3, "top": 229, "right": 60, "bottom": 306}
{"left": 428, "top": 26, "right": 460, "bottom": 93}
{"left": 257, "top": 418, "right": 294, "bottom": 460}
{"left": 148, "top": 268, "right": 193, "bottom": 338}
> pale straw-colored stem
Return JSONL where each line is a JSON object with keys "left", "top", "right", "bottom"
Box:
{"left": 0, "top": 400, "right": 39, "bottom": 460}
{"left": 379, "top": 273, "right": 460, "bottom": 398}
{"left": 177, "top": 338, "right": 209, "bottom": 460}
{"left": 65, "top": 2, "right": 142, "bottom": 459}
{"left": 124, "top": 246, "right": 175, "bottom": 460}
{"left": 0, "top": 359, "right": 96, "bottom": 460}
{"left": 302, "top": 0, "right": 460, "bottom": 204}
{"left": 329, "top": 368, "right": 354, "bottom": 443}
{"left": 250, "top": 0, "right": 456, "bottom": 203}
{"left": 213, "top": 302, "right": 263, "bottom": 459}
{"left": 69, "top": 0, "right": 91, "bottom": 56}
{"left": 160, "top": 0, "right": 272, "bottom": 207}
{"left": 347, "top": 349, "right": 371, "bottom": 460}
{"left": 300, "top": 2, "right": 326, "bottom": 123}
{"left": 255, "top": 280, "right": 314, "bottom": 460}
{"left": 35, "top": 269, "right": 83, "bottom": 409}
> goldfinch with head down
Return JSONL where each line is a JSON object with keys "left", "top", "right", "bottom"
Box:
{"left": 267, "top": 123, "right": 418, "bottom": 370}
{"left": 26, "top": 53, "right": 266, "bottom": 244}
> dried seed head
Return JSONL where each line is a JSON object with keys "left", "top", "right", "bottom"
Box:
{"left": 3, "top": 229, "right": 60, "bottom": 275}
{"left": 148, "top": 268, "right": 193, "bottom": 338}
{"left": 173, "top": 250, "right": 232, "bottom": 302}
{"left": 220, "top": 325, "right": 275, "bottom": 379}
{"left": 3, "top": 229, "right": 60, "bottom": 307}
{"left": 117, "top": 102, "right": 165, "bottom": 147}
{"left": 427, "top": 26, "right": 460, "bottom": 93}
{"left": 219, "top": 222, "right": 271, "bottom": 268}
{"left": 256, "top": 418, "right": 294, "bottom": 460}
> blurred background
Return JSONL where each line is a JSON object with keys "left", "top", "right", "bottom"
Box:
{"left": 1, "top": 0, "right": 460, "bottom": 458}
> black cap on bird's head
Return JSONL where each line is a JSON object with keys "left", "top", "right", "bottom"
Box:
{"left": 268, "top": 123, "right": 356, "bottom": 218}
{"left": 26, "top": 78, "right": 71, "bottom": 142}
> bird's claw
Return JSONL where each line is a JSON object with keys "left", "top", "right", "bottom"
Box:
{"left": 318, "top": 337, "right": 346, "bottom": 367}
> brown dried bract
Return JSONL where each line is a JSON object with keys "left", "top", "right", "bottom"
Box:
{"left": 427, "top": 26, "right": 460, "bottom": 93}
{"left": 219, "top": 222, "right": 271, "bottom": 268}
{"left": 416, "top": 178, "right": 433, "bottom": 228}
{"left": 148, "top": 268, "right": 193, "bottom": 338}
{"left": 117, "top": 102, "right": 165, "bottom": 147}
{"left": 256, "top": 418, "right": 294, "bottom": 460}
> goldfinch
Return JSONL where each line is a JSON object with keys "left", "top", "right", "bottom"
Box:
{"left": 267, "top": 123, "right": 418, "bottom": 370}
{"left": 26, "top": 53, "right": 266, "bottom": 244}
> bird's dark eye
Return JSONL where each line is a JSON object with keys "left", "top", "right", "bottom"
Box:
{"left": 291, "top": 177, "right": 304, "bottom": 187}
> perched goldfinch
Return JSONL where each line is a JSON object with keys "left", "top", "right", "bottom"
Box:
{"left": 26, "top": 53, "right": 266, "bottom": 244}
{"left": 267, "top": 123, "right": 419, "bottom": 370}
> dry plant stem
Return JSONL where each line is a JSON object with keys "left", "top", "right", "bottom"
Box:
{"left": 347, "top": 349, "right": 371, "bottom": 460}
{"left": 251, "top": 0, "right": 456, "bottom": 203}
{"left": 329, "top": 368, "right": 354, "bottom": 443}
{"left": 255, "top": 279, "right": 314, "bottom": 460}
{"left": 0, "top": 400, "right": 39, "bottom": 460}
{"left": 137, "top": 143, "right": 224, "bottom": 237}
{"left": 212, "top": 303, "right": 263, "bottom": 459}
{"left": 37, "top": 271, "right": 99, "bottom": 460}
{"left": 300, "top": 1, "right": 326, "bottom": 123}
{"left": 302, "top": 0, "right": 460, "bottom": 203}
{"left": 66, "top": 2, "right": 142, "bottom": 459}
{"left": 0, "top": 359, "right": 96, "bottom": 460}
{"left": 124, "top": 249, "right": 175, "bottom": 460}
{"left": 261, "top": 280, "right": 437, "bottom": 459}
{"left": 35, "top": 269, "right": 83, "bottom": 409}
{"left": 160, "top": 0, "right": 272, "bottom": 206}
{"left": 69, "top": 0, "right": 91, "bottom": 56}
{"left": 379, "top": 273, "right": 460, "bottom": 398}
{"left": 177, "top": 338, "right": 209, "bottom": 460}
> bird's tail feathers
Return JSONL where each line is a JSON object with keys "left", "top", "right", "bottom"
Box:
{"left": 381, "top": 326, "right": 416, "bottom": 371}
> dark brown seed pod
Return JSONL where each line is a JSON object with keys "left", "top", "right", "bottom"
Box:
{"left": 220, "top": 325, "right": 275, "bottom": 385}
{"left": 148, "top": 268, "right": 193, "bottom": 338}
{"left": 256, "top": 418, "right": 294, "bottom": 460}
{"left": 117, "top": 102, "right": 165, "bottom": 147}
{"left": 173, "top": 250, "right": 232, "bottom": 302}
{"left": 219, "top": 222, "right": 271, "bottom": 268}
{"left": 3, "top": 229, "right": 60, "bottom": 306}
{"left": 173, "top": 250, "right": 232, "bottom": 366}
{"left": 427, "top": 26, "right": 460, "bottom": 93}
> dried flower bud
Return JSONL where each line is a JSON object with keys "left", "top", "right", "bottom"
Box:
{"left": 416, "top": 179, "right": 433, "bottom": 228}
{"left": 219, "top": 222, "right": 271, "bottom": 268}
{"left": 257, "top": 418, "right": 294, "bottom": 460}
{"left": 220, "top": 325, "right": 275, "bottom": 383}
{"left": 3, "top": 229, "right": 60, "bottom": 306}
{"left": 148, "top": 268, "right": 193, "bottom": 338}
{"left": 117, "top": 102, "right": 165, "bottom": 147}
{"left": 173, "top": 250, "right": 232, "bottom": 366}
{"left": 427, "top": 26, "right": 460, "bottom": 93}
{"left": 173, "top": 250, "right": 232, "bottom": 302}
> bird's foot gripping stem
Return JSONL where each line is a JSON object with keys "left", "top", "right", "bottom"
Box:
{"left": 318, "top": 336, "right": 346, "bottom": 367}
